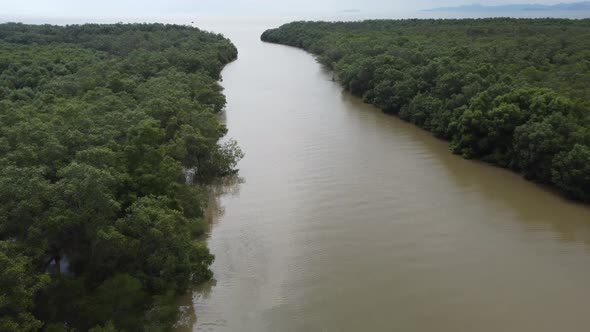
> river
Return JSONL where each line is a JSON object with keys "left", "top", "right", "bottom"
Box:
{"left": 179, "top": 19, "right": 590, "bottom": 332}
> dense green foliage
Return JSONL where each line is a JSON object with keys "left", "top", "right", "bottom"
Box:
{"left": 262, "top": 19, "right": 590, "bottom": 201}
{"left": 0, "top": 23, "right": 241, "bottom": 331}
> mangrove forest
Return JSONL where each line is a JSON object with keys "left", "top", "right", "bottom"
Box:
{"left": 262, "top": 19, "right": 590, "bottom": 201}
{"left": 0, "top": 23, "right": 241, "bottom": 331}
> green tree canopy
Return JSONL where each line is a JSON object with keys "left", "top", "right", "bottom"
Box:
{"left": 262, "top": 18, "right": 590, "bottom": 201}
{"left": 0, "top": 23, "right": 241, "bottom": 330}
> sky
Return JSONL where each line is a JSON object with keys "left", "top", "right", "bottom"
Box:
{"left": 0, "top": 0, "right": 585, "bottom": 19}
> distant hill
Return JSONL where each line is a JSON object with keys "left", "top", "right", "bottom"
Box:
{"left": 425, "top": 1, "right": 590, "bottom": 12}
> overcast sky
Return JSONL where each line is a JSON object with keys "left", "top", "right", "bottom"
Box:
{"left": 0, "top": 0, "right": 584, "bottom": 19}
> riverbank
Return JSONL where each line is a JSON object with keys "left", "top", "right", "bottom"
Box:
{"left": 261, "top": 19, "right": 590, "bottom": 203}
{"left": 0, "top": 23, "right": 242, "bottom": 331}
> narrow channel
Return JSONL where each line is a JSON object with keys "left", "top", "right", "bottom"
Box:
{"left": 187, "top": 19, "right": 590, "bottom": 332}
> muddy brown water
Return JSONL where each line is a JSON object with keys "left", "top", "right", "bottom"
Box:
{"left": 180, "top": 19, "right": 590, "bottom": 332}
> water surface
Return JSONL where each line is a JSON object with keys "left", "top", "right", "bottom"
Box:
{"left": 183, "top": 19, "right": 590, "bottom": 332}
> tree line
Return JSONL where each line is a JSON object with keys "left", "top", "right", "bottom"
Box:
{"left": 0, "top": 23, "right": 242, "bottom": 331}
{"left": 262, "top": 19, "right": 590, "bottom": 202}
